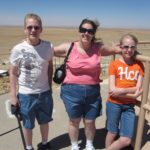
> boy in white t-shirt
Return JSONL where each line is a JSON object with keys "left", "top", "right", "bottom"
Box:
{"left": 9, "top": 13, "right": 53, "bottom": 150}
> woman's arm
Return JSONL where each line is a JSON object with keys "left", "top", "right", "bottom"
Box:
{"left": 100, "top": 43, "right": 121, "bottom": 56}
{"left": 54, "top": 43, "right": 71, "bottom": 57}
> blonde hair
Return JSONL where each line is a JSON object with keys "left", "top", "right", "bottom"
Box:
{"left": 24, "top": 13, "right": 42, "bottom": 27}
{"left": 120, "top": 33, "right": 138, "bottom": 45}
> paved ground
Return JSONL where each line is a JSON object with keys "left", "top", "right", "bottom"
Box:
{"left": 0, "top": 80, "right": 149, "bottom": 150}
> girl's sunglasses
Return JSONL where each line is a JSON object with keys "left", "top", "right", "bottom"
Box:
{"left": 122, "top": 45, "right": 136, "bottom": 50}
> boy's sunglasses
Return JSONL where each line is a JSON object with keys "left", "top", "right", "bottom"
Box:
{"left": 79, "top": 27, "right": 95, "bottom": 35}
{"left": 26, "top": 26, "right": 41, "bottom": 31}
{"left": 122, "top": 45, "right": 136, "bottom": 50}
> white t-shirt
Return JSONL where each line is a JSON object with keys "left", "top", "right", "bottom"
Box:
{"left": 10, "top": 40, "right": 53, "bottom": 94}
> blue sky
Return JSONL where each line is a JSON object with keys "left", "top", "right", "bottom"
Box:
{"left": 0, "top": 0, "right": 150, "bottom": 29}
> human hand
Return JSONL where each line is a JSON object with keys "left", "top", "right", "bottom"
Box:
{"left": 11, "top": 96, "right": 19, "bottom": 105}
{"left": 11, "top": 104, "right": 19, "bottom": 116}
{"left": 109, "top": 88, "right": 124, "bottom": 97}
{"left": 111, "top": 42, "right": 122, "bottom": 55}
{"left": 133, "top": 88, "right": 143, "bottom": 98}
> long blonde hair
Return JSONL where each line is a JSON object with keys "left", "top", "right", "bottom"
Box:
{"left": 119, "top": 33, "right": 138, "bottom": 45}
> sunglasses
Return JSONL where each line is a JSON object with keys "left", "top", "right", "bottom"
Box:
{"left": 122, "top": 45, "right": 136, "bottom": 50}
{"left": 26, "top": 26, "right": 41, "bottom": 31}
{"left": 79, "top": 27, "right": 95, "bottom": 35}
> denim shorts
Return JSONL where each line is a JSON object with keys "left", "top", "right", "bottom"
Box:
{"left": 106, "top": 101, "right": 135, "bottom": 139}
{"left": 18, "top": 90, "right": 53, "bottom": 129}
{"left": 60, "top": 84, "right": 102, "bottom": 120}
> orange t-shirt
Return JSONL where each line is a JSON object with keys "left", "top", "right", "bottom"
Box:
{"left": 108, "top": 59, "right": 144, "bottom": 104}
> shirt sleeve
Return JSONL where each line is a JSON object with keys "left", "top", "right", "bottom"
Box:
{"left": 138, "top": 61, "right": 144, "bottom": 76}
{"left": 10, "top": 47, "right": 22, "bottom": 67}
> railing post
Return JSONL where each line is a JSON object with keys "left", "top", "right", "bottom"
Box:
{"left": 134, "top": 61, "right": 150, "bottom": 150}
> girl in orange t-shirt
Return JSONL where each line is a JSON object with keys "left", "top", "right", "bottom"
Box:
{"left": 105, "top": 34, "right": 144, "bottom": 150}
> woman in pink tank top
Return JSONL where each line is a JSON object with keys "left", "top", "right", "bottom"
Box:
{"left": 54, "top": 18, "right": 121, "bottom": 150}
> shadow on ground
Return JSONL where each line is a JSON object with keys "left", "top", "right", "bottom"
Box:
{"left": 142, "top": 119, "right": 150, "bottom": 146}
{"left": 48, "top": 128, "right": 107, "bottom": 150}
{"left": 44, "top": 117, "right": 149, "bottom": 150}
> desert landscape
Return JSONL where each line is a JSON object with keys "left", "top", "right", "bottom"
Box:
{"left": 0, "top": 26, "right": 150, "bottom": 94}
{"left": 0, "top": 26, "right": 150, "bottom": 56}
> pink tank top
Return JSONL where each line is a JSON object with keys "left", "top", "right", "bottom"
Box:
{"left": 63, "top": 42, "right": 101, "bottom": 84}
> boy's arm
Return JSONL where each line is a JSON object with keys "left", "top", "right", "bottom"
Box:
{"left": 9, "top": 65, "right": 19, "bottom": 106}
{"left": 48, "top": 60, "right": 53, "bottom": 89}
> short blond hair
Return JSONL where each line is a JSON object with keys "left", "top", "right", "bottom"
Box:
{"left": 24, "top": 13, "right": 42, "bottom": 27}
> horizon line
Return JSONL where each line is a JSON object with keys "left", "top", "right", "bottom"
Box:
{"left": 0, "top": 25, "right": 150, "bottom": 30}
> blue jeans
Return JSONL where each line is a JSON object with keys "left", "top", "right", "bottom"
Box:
{"left": 61, "top": 84, "right": 102, "bottom": 120}
{"left": 18, "top": 90, "right": 53, "bottom": 129}
{"left": 106, "top": 101, "right": 135, "bottom": 138}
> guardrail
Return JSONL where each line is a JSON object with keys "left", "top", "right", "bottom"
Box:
{"left": 134, "top": 54, "right": 150, "bottom": 150}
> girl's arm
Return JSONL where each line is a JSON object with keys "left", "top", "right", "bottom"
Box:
{"left": 109, "top": 75, "right": 136, "bottom": 95}
{"left": 109, "top": 75, "right": 144, "bottom": 99}
{"left": 123, "top": 75, "right": 144, "bottom": 99}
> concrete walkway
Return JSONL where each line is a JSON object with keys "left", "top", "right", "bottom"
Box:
{"left": 0, "top": 80, "right": 149, "bottom": 150}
